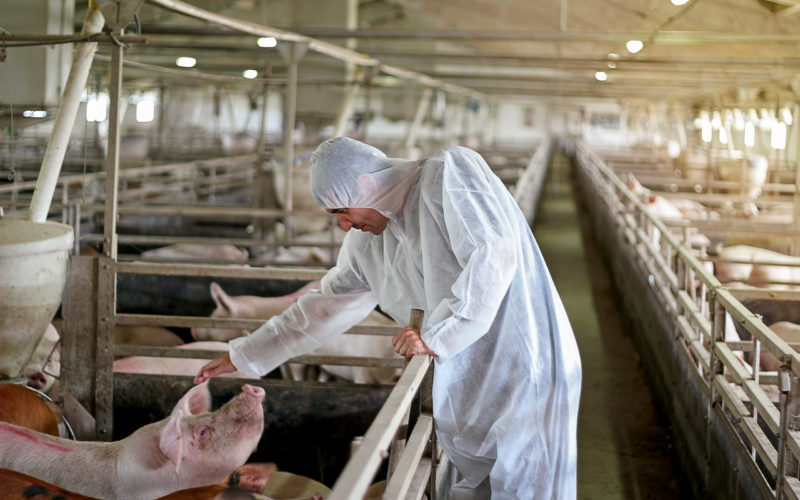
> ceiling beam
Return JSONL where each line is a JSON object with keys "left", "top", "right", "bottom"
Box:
{"left": 137, "top": 25, "right": 800, "bottom": 44}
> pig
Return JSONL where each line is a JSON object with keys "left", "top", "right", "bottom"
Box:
{"left": 625, "top": 173, "right": 713, "bottom": 251}
{"left": 21, "top": 323, "right": 61, "bottom": 393}
{"left": 190, "top": 282, "right": 402, "bottom": 384}
{"left": 23, "top": 323, "right": 185, "bottom": 394}
{"left": 760, "top": 321, "right": 800, "bottom": 373}
{"left": 114, "top": 325, "right": 185, "bottom": 347}
{"left": 191, "top": 281, "right": 322, "bottom": 341}
{"left": 113, "top": 341, "right": 255, "bottom": 379}
{"left": 140, "top": 243, "right": 249, "bottom": 263}
{"left": 0, "top": 383, "right": 61, "bottom": 437}
{"left": 255, "top": 227, "right": 346, "bottom": 267}
{"left": 717, "top": 155, "right": 768, "bottom": 216}
{"left": 0, "top": 381, "right": 265, "bottom": 500}
{"left": 0, "top": 468, "right": 97, "bottom": 499}
{"left": 715, "top": 245, "right": 800, "bottom": 289}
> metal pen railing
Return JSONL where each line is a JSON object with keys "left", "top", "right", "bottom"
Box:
{"left": 575, "top": 140, "right": 800, "bottom": 499}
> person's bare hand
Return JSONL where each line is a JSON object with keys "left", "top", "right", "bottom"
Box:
{"left": 194, "top": 353, "right": 236, "bottom": 384}
{"left": 392, "top": 326, "right": 437, "bottom": 358}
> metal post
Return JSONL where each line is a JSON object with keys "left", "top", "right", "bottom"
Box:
{"left": 404, "top": 87, "right": 432, "bottom": 158}
{"left": 156, "top": 82, "right": 166, "bottom": 160}
{"left": 254, "top": 65, "right": 271, "bottom": 239}
{"left": 332, "top": 0, "right": 359, "bottom": 139}
{"left": 361, "top": 66, "right": 375, "bottom": 142}
{"left": 705, "top": 296, "right": 725, "bottom": 492}
{"left": 776, "top": 366, "right": 792, "bottom": 499}
{"left": 333, "top": 75, "right": 361, "bottom": 138}
{"left": 93, "top": 28, "right": 125, "bottom": 441}
{"left": 277, "top": 42, "right": 307, "bottom": 242}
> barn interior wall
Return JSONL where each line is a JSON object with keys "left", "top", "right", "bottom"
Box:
{"left": 0, "top": 0, "right": 74, "bottom": 107}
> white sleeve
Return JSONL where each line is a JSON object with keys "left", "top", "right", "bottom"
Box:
{"left": 421, "top": 149, "right": 518, "bottom": 359}
{"left": 230, "top": 239, "right": 380, "bottom": 376}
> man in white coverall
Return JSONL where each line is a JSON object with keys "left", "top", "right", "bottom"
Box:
{"left": 195, "top": 137, "right": 582, "bottom": 499}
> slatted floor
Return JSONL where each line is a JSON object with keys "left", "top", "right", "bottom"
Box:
{"left": 533, "top": 151, "right": 685, "bottom": 500}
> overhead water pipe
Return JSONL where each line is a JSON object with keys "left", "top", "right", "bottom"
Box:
{"left": 28, "top": 2, "right": 105, "bottom": 223}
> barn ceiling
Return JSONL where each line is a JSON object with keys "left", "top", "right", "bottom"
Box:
{"left": 77, "top": 0, "right": 800, "bottom": 107}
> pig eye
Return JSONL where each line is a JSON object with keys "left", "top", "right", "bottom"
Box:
{"left": 195, "top": 424, "right": 212, "bottom": 444}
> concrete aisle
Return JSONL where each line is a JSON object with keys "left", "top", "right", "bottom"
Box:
{"left": 532, "top": 152, "right": 684, "bottom": 500}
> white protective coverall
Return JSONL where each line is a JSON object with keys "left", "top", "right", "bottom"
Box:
{"left": 229, "top": 137, "right": 582, "bottom": 499}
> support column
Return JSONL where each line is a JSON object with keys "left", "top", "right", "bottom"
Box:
{"left": 404, "top": 87, "right": 432, "bottom": 158}
{"left": 254, "top": 65, "right": 272, "bottom": 239}
{"left": 278, "top": 42, "right": 308, "bottom": 241}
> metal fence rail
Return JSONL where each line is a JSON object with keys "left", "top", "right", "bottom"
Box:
{"left": 574, "top": 140, "right": 800, "bottom": 499}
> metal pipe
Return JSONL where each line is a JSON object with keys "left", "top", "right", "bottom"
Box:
{"left": 0, "top": 33, "right": 145, "bottom": 44}
{"left": 279, "top": 42, "right": 304, "bottom": 240}
{"left": 28, "top": 4, "right": 104, "bottom": 223}
{"left": 102, "top": 38, "right": 123, "bottom": 260}
{"left": 776, "top": 367, "right": 792, "bottom": 499}
{"left": 145, "top": 0, "right": 481, "bottom": 98}
{"left": 333, "top": 77, "right": 360, "bottom": 138}
{"left": 404, "top": 87, "right": 432, "bottom": 155}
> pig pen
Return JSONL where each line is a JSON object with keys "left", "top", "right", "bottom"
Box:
{"left": 573, "top": 140, "right": 800, "bottom": 499}
{"left": 49, "top": 135, "right": 548, "bottom": 498}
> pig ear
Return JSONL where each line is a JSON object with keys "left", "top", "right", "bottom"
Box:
{"left": 211, "top": 282, "right": 238, "bottom": 315}
{"left": 174, "top": 381, "right": 212, "bottom": 416}
{"left": 159, "top": 408, "right": 186, "bottom": 470}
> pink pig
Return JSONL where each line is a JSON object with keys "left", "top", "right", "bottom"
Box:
{"left": 0, "top": 381, "right": 264, "bottom": 500}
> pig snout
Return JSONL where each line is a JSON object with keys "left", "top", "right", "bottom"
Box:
{"left": 226, "top": 385, "right": 266, "bottom": 427}
{"left": 242, "top": 385, "right": 265, "bottom": 399}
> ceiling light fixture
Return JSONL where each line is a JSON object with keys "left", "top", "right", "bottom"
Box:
{"left": 242, "top": 69, "right": 258, "bottom": 79}
{"left": 670, "top": 0, "right": 691, "bottom": 5}
{"left": 257, "top": 37, "right": 277, "bottom": 48}
{"left": 626, "top": 40, "right": 644, "bottom": 54}
{"left": 176, "top": 57, "right": 196, "bottom": 68}
{"left": 595, "top": 71, "right": 608, "bottom": 82}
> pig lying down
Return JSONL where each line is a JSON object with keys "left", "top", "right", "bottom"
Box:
{"left": 0, "top": 382, "right": 265, "bottom": 500}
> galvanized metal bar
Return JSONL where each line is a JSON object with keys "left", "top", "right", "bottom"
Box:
{"left": 384, "top": 415, "right": 434, "bottom": 499}
{"left": 113, "top": 345, "right": 404, "bottom": 369}
{"left": 777, "top": 367, "right": 792, "bottom": 499}
{"left": 404, "top": 87, "right": 432, "bottom": 155}
{"left": 116, "top": 261, "right": 326, "bottom": 280}
{"left": 114, "top": 312, "right": 396, "bottom": 336}
{"left": 102, "top": 37, "right": 122, "bottom": 260}
{"left": 714, "top": 375, "right": 778, "bottom": 476}
{"left": 328, "top": 355, "right": 432, "bottom": 500}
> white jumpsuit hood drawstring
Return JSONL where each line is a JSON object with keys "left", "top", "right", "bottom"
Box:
{"left": 229, "top": 137, "right": 582, "bottom": 499}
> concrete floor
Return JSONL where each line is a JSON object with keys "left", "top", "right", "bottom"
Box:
{"left": 533, "top": 152, "right": 684, "bottom": 500}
